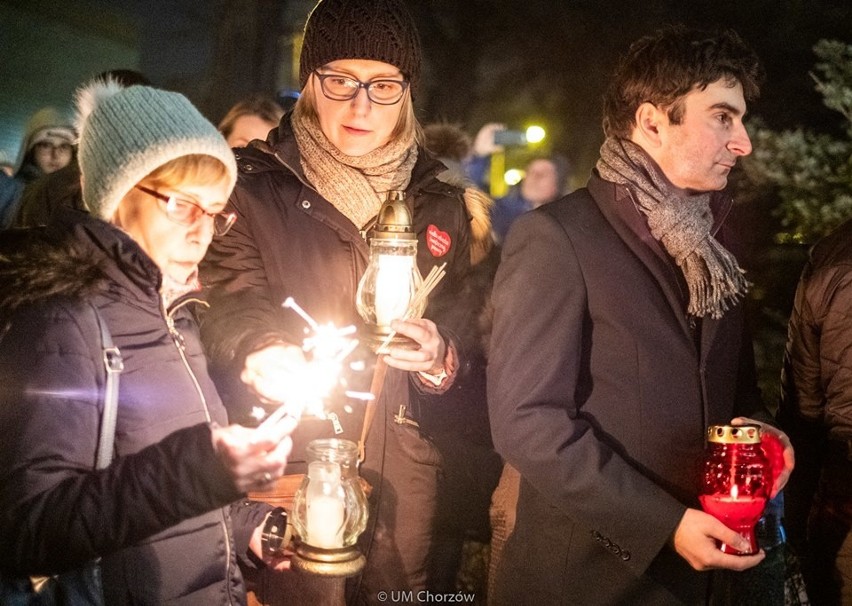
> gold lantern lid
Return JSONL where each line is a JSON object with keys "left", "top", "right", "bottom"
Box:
{"left": 371, "top": 190, "right": 415, "bottom": 240}
{"left": 706, "top": 424, "right": 761, "bottom": 444}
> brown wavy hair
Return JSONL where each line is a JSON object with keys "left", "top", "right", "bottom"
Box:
{"left": 602, "top": 25, "right": 764, "bottom": 139}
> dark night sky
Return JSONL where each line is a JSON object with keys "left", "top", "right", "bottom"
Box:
{"left": 2, "top": 0, "right": 851, "bottom": 181}
{"left": 406, "top": 0, "right": 852, "bottom": 183}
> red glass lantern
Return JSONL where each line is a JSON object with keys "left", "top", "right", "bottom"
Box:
{"left": 698, "top": 424, "right": 771, "bottom": 555}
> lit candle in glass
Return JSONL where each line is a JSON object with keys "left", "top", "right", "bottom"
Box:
{"left": 291, "top": 439, "right": 368, "bottom": 576}
{"left": 356, "top": 191, "right": 425, "bottom": 351}
{"left": 699, "top": 424, "right": 771, "bottom": 555}
{"left": 304, "top": 460, "right": 345, "bottom": 549}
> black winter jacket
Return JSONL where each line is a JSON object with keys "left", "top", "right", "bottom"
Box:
{"left": 198, "top": 116, "right": 473, "bottom": 597}
{"left": 199, "top": 116, "right": 473, "bottom": 457}
{"left": 0, "top": 209, "right": 266, "bottom": 605}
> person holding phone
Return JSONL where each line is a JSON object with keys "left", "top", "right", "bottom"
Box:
{"left": 0, "top": 78, "right": 295, "bottom": 604}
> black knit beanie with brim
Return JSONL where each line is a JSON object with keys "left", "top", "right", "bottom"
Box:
{"left": 298, "top": 0, "right": 422, "bottom": 97}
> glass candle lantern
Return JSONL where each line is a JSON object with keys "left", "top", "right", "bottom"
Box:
{"left": 698, "top": 424, "right": 771, "bottom": 555}
{"left": 291, "top": 438, "right": 368, "bottom": 576}
{"left": 355, "top": 191, "right": 425, "bottom": 351}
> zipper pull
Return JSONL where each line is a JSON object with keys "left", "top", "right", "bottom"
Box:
{"left": 394, "top": 405, "right": 407, "bottom": 425}
{"left": 328, "top": 412, "right": 344, "bottom": 435}
{"left": 166, "top": 315, "right": 186, "bottom": 351}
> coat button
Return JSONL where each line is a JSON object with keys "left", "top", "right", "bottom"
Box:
{"left": 243, "top": 163, "right": 254, "bottom": 172}
{"left": 301, "top": 200, "right": 311, "bottom": 209}
{"left": 621, "top": 550, "right": 631, "bottom": 561}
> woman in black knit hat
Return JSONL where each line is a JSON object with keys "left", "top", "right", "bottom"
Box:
{"left": 199, "top": 0, "right": 489, "bottom": 603}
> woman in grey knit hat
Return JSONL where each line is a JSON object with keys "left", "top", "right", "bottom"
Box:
{"left": 199, "top": 0, "right": 492, "bottom": 603}
{"left": 0, "top": 79, "right": 296, "bottom": 605}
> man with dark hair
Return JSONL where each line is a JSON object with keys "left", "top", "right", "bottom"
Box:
{"left": 488, "top": 25, "right": 794, "bottom": 604}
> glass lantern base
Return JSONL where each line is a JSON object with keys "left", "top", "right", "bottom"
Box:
{"left": 291, "top": 543, "right": 366, "bottom": 577}
{"left": 700, "top": 494, "right": 766, "bottom": 556}
{"left": 718, "top": 526, "right": 760, "bottom": 556}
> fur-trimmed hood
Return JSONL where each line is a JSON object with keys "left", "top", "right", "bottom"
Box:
{"left": 0, "top": 226, "right": 106, "bottom": 319}
{"left": 0, "top": 209, "right": 160, "bottom": 321}
{"left": 433, "top": 167, "right": 494, "bottom": 266}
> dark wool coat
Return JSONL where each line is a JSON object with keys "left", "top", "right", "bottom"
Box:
{"left": 198, "top": 115, "right": 473, "bottom": 602}
{"left": 0, "top": 209, "right": 268, "bottom": 605}
{"left": 488, "top": 173, "right": 767, "bottom": 605}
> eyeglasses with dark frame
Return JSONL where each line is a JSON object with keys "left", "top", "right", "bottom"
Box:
{"left": 134, "top": 185, "right": 236, "bottom": 236}
{"left": 313, "top": 71, "right": 409, "bottom": 105}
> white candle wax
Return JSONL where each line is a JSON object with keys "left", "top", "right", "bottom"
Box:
{"left": 306, "top": 494, "right": 345, "bottom": 549}
{"left": 374, "top": 254, "right": 414, "bottom": 325}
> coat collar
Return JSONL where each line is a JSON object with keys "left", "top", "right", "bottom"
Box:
{"left": 588, "top": 171, "right": 735, "bottom": 350}
{"left": 52, "top": 207, "right": 163, "bottom": 297}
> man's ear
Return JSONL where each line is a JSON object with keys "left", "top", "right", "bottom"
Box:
{"left": 632, "top": 102, "right": 665, "bottom": 149}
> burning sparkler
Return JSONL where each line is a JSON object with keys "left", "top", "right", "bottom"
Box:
{"left": 252, "top": 298, "right": 372, "bottom": 442}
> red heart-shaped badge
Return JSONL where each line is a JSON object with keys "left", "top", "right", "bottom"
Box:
{"left": 426, "top": 224, "right": 451, "bottom": 257}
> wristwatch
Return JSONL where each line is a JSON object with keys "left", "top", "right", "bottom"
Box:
{"left": 261, "top": 507, "right": 290, "bottom": 558}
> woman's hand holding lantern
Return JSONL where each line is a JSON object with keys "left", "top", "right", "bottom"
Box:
{"left": 381, "top": 318, "right": 446, "bottom": 374}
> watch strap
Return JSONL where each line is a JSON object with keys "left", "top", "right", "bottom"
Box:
{"left": 261, "top": 507, "right": 290, "bottom": 558}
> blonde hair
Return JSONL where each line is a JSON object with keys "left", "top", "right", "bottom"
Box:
{"left": 142, "top": 154, "right": 232, "bottom": 191}
{"left": 218, "top": 95, "right": 284, "bottom": 140}
{"left": 295, "top": 74, "right": 423, "bottom": 147}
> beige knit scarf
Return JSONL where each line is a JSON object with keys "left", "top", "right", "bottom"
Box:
{"left": 596, "top": 137, "right": 749, "bottom": 319}
{"left": 291, "top": 105, "right": 418, "bottom": 230}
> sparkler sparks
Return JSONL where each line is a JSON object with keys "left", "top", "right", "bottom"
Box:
{"left": 252, "top": 298, "right": 371, "bottom": 441}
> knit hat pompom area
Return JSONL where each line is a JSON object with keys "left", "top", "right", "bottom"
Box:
{"left": 299, "top": 0, "right": 422, "bottom": 96}
{"left": 74, "top": 78, "right": 124, "bottom": 134}
{"left": 74, "top": 78, "right": 237, "bottom": 221}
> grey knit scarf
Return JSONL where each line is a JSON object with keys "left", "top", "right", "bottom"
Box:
{"left": 596, "top": 137, "right": 749, "bottom": 319}
{"left": 291, "top": 105, "right": 418, "bottom": 230}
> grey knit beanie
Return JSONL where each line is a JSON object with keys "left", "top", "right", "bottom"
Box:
{"left": 74, "top": 79, "right": 237, "bottom": 221}
{"left": 299, "top": 0, "right": 422, "bottom": 96}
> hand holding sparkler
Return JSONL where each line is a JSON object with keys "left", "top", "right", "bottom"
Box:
{"left": 380, "top": 318, "right": 447, "bottom": 375}
{"left": 248, "top": 298, "right": 371, "bottom": 444}
{"left": 212, "top": 421, "right": 296, "bottom": 492}
{"left": 242, "top": 342, "right": 309, "bottom": 409}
